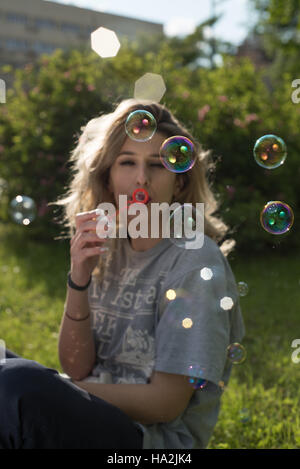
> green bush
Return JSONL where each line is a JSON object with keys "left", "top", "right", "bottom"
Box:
{"left": 0, "top": 40, "right": 298, "bottom": 253}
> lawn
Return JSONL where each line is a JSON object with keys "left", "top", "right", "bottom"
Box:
{"left": 0, "top": 220, "right": 299, "bottom": 449}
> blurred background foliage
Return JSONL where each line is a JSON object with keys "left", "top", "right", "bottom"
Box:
{"left": 0, "top": 1, "right": 299, "bottom": 255}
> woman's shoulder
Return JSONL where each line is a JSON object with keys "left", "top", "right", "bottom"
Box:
{"left": 167, "top": 235, "right": 224, "bottom": 267}
{"left": 157, "top": 235, "right": 228, "bottom": 288}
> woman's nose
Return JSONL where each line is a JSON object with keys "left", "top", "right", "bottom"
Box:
{"left": 135, "top": 165, "right": 149, "bottom": 186}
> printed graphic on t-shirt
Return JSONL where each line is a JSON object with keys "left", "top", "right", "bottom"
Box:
{"left": 114, "top": 325, "right": 155, "bottom": 376}
{"left": 89, "top": 267, "right": 167, "bottom": 383}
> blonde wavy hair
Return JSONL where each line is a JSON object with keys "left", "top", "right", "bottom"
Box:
{"left": 49, "top": 99, "right": 235, "bottom": 280}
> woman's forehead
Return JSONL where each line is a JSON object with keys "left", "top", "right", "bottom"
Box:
{"left": 120, "top": 132, "right": 166, "bottom": 154}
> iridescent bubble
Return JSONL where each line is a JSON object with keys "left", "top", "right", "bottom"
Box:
{"left": 187, "top": 365, "right": 207, "bottom": 390}
{"left": 260, "top": 201, "right": 294, "bottom": 234}
{"left": 9, "top": 195, "right": 37, "bottom": 225}
{"left": 253, "top": 134, "right": 287, "bottom": 169}
{"left": 227, "top": 343, "right": 246, "bottom": 364}
{"left": 239, "top": 408, "right": 251, "bottom": 423}
{"left": 238, "top": 281, "right": 249, "bottom": 297}
{"left": 160, "top": 136, "right": 196, "bottom": 173}
{"left": 168, "top": 204, "right": 204, "bottom": 250}
{"left": 125, "top": 110, "right": 157, "bottom": 142}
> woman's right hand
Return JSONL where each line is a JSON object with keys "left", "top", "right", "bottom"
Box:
{"left": 70, "top": 209, "right": 110, "bottom": 286}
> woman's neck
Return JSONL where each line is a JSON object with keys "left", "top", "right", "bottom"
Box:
{"left": 128, "top": 236, "right": 163, "bottom": 252}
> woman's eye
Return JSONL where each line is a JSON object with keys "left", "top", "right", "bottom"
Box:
{"left": 120, "top": 160, "right": 164, "bottom": 168}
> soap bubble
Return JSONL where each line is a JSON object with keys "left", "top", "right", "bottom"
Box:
{"left": 160, "top": 136, "right": 196, "bottom": 173}
{"left": 168, "top": 204, "right": 204, "bottom": 250}
{"left": 125, "top": 110, "right": 157, "bottom": 142}
{"left": 10, "top": 195, "right": 37, "bottom": 225}
{"left": 187, "top": 365, "right": 207, "bottom": 390}
{"left": 227, "top": 343, "right": 246, "bottom": 364}
{"left": 260, "top": 201, "right": 294, "bottom": 234}
{"left": 239, "top": 408, "right": 251, "bottom": 423}
{"left": 238, "top": 281, "right": 249, "bottom": 296}
{"left": 253, "top": 134, "right": 287, "bottom": 169}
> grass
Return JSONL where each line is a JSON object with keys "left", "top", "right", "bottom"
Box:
{"left": 0, "top": 221, "right": 300, "bottom": 448}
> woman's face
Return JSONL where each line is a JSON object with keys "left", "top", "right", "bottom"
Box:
{"left": 108, "top": 132, "right": 183, "bottom": 210}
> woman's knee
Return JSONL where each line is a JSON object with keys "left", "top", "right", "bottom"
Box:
{"left": 0, "top": 358, "right": 59, "bottom": 400}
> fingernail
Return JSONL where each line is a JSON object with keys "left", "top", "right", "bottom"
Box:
{"left": 99, "top": 247, "right": 109, "bottom": 253}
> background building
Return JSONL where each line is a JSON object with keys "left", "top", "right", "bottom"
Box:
{"left": 0, "top": 0, "right": 163, "bottom": 69}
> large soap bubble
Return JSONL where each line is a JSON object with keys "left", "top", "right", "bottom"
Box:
{"left": 253, "top": 134, "right": 287, "bottom": 169}
{"left": 160, "top": 136, "right": 196, "bottom": 173}
{"left": 227, "top": 343, "right": 247, "bottom": 364}
{"left": 260, "top": 201, "right": 294, "bottom": 234}
{"left": 125, "top": 110, "right": 157, "bottom": 142}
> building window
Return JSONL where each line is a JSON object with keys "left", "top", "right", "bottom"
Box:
{"left": 32, "top": 42, "right": 57, "bottom": 54}
{"left": 61, "top": 23, "right": 82, "bottom": 34}
{"left": 6, "top": 38, "right": 29, "bottom": 50}
{"left": 34, "top": 18, "right": 57, "bottom": 30}
{"left": 6, "top": 13, "right": 28, "bottom": 25}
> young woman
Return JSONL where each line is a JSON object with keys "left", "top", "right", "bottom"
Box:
{"left": 0, "top": 99, "right": 245, "bottom": 449}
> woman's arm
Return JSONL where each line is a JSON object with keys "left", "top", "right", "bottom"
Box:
{"left": 73, "top": 370, "right": 195, "bottom": 425}
{"left": 58, "top": 283, "right": 96, "bottom": 381}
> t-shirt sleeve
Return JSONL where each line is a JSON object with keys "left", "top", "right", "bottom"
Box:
{"left": 154, "top": 251, "right": 245, "bottom": 387}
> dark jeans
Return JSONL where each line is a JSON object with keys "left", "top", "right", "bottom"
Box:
{"left": 0, "top": 349, "right": 143, "bottom": 449}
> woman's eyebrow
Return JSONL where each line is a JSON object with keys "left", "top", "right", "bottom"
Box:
{"left": 117, "top": 151, "right": 160, "bottom": 157}
{"left": 118, "top": 151, "right": 135, "bottom": 156}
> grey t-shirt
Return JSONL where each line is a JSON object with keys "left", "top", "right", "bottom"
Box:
{"left": 86, "top": 235, "right": 245, "bottom": 449}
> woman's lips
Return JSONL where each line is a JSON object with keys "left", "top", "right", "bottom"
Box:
{"left": 128, "top": 195, "right": 152, "bottom": 204}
